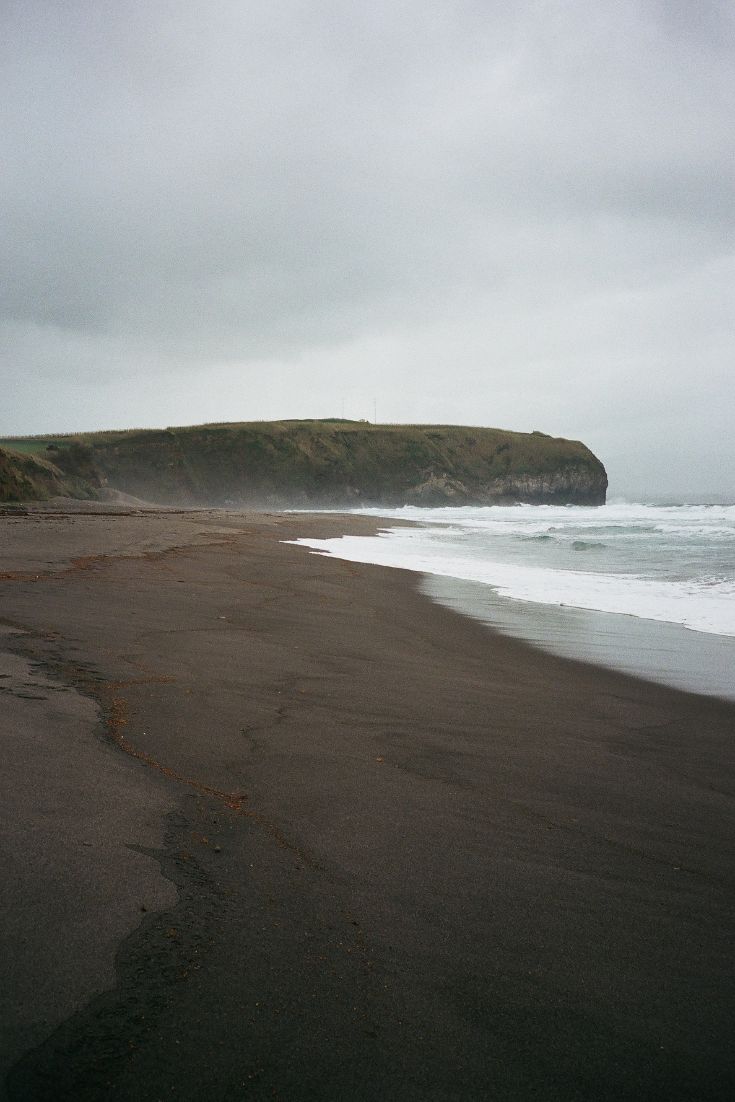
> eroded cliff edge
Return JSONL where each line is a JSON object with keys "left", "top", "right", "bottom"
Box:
{"left": 1, "top": 421, "right": 607, "bottom": 507}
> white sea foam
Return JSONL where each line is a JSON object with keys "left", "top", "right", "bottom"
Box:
{"left": 286, "top": 502, "right": 735, "bottom": 637}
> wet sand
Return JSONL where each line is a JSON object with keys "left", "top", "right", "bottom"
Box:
{"left": 1, "top": 507, "right": 734, "bottom": 1100}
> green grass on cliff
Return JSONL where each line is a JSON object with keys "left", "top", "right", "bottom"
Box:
{"left": 0, "top": 445, "right": 75, "bottom": 502}
{"left": 0, "top": 421, "right": 606, "bottom": 506}
{"left": 1, "top": 421, "right": 591, "bottom": 471}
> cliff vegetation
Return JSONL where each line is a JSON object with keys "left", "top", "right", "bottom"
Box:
{"left": 0, "top": 444, "right": 97, "bottom": 504}
{"left": 0, "top": 421, "right": 607, "bottom": 506}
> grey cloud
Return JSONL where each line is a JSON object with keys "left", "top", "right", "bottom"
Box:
{"left": 1, "top": 0, "right": 733, "bottom": 493}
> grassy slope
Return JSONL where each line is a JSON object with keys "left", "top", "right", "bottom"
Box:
{"left": 0, "top": 445, "right": 85, "bottom": 503}
{"left": 0, "top": 421, "right": 607, "bottom": 506}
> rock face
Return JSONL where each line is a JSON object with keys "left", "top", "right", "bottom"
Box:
{"left": 4, "top": 422, "right": 608, "bottom": 507}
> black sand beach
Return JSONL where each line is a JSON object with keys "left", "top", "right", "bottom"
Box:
{"left": 1, "top": 507, "right": 734, "bottom": 1100}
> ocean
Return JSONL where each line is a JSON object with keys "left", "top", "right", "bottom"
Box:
{"left": 288, "top": 501, "right": 735, "bottom": 701}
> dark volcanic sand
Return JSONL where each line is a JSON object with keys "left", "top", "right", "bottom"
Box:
{"left": 1, "top": 508, "right": 734, "bottom": 1101}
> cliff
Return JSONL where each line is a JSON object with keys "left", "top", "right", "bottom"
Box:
{"left": 0, "top": 421, "right": 607, "bottom": 507}
{"left": 0, "top": 444, "right": 96, "bottom": 504}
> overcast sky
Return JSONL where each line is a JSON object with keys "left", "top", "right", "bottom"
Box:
{"left": 2, "top": 0, "right": 733, "bottom": 495}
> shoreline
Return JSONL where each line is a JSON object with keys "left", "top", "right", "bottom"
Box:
{"left": 287, "top": 509, "right": 735, "bottom": 704}
{"left": 1, "top": 506, "right": 734, "bottom": 1099}
{"left": 421, "top": 573, "right": 735, "bottom": 704}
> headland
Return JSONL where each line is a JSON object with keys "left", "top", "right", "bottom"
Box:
{"left": 0, "top": 419, "right": 607, "bottom": 507}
